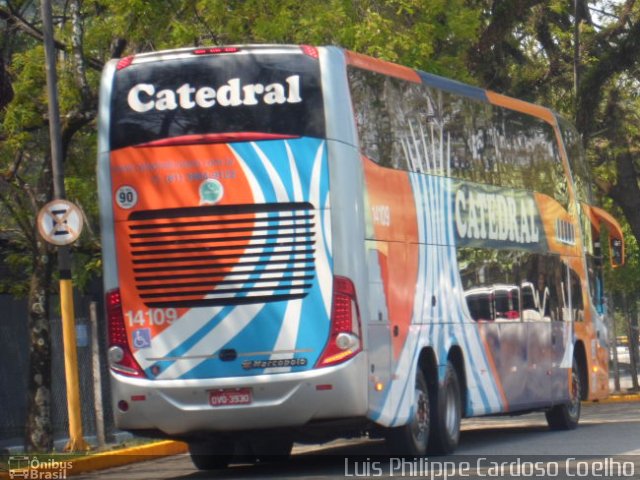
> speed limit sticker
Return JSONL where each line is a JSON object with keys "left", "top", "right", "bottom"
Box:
{"left": 115, "top": 185, "right": 138, "bottom": 209}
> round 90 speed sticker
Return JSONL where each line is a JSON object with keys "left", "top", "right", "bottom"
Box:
{"left": 115, "top": 185, "right": 138, "bottom": 209}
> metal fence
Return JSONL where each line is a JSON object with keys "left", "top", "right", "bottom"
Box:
{"left": 0, "top": 293, "right": 115, "bottom": 452}
{"left": 608, "top": 293, "right": 640, "bottom": 393}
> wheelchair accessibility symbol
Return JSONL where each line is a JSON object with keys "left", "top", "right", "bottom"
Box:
{"left": 132, "top": 328, "right": 151, "bottom": 349}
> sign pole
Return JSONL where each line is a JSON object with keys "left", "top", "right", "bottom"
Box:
{"left": 40, "top": 0, "right": 89, "bottom": 452}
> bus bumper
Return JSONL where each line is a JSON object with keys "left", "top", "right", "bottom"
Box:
{"left": 110, "top": 354, "right": 368, "bottom": 435}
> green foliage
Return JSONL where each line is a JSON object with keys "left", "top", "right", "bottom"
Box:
{"left": 2, "top": 0, "right": 640, "bottom": 303}
{"left": 2, "top": 47, "right": 47, "bottom": 139}
{"left": 0, "top": 251, "right": 31, "bottom": 296}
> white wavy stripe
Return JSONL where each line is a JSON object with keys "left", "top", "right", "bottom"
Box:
{"left": 231, "top": 144, "right": 266, "bottom": 204}
{"left": 439, "top": 173, "right": 500, "bottom": 413}
{"left": 155, "top": 301, "right": 267, "bottom": 379}
{"left": 231, "top": 145, "right": 307, "bottom": 368}
{"left": 136, "top": 306, "right": 224, "bottom": 370}
{"left": 205, "top": 147, "right": 288, "bottom": 301}
{"left": 310, "top": 142, "right": 332, "bottom": 317}
{"left": 435, "top": 170, "right": 499, "bottom": 412}
{"left": 265, "top": 142, "right": 304, "bottom": 373}
{"left": 285, "top": 141, "right": 304, "bottom": 202}
{"left": 411, "top": 174, "right": 428, "bottom": 326}
{"left": 251, "top": 142, "right": 290, "bottom": 202}
{"left": 441, "top": 174, "right": 502, "bottom": 413}
{"left": 265, "top": 299, "right": 304, "bottom": 374}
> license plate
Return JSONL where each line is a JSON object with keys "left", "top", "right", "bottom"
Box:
{"left": 209, "top": 388, "right": 252, "bottom": 407}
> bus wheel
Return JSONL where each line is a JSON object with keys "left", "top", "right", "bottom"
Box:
{"left": 385, "top": 370, "right": 430, "bottom": 455}
{"left": 428, "top": 361, "right": 462, "bottom": 454}
{"left": 546, "top": 359, "right": 581, "bottom": 430}
{"left": 188, "top": 437, "right": 233, "bottom": 470}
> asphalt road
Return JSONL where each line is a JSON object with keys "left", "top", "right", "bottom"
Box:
{"left": 74, "top": 401, "right": 640, "bottom": 479}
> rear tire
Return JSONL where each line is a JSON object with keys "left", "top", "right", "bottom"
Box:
{"left": 385, "top": 370, "right": 430, "bottom": 455}
{"left": 188, "top": 437, "right": 233, "bottom": 470}
{"left": 546, "top": 359, "right": 581, "bottom": 430}
{"left": 428, "top": 361, "right": 462, "bottom": 454}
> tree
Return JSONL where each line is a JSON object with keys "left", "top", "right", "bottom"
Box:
{"left": 1, "top": 0, "right": 102, "bottom": 451}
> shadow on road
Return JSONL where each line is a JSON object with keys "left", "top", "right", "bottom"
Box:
{"left": 169, "top": 425, "right": 564, "bottom": 479}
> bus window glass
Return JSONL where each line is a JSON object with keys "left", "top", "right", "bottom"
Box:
{"left": 458, "top": 248, "right": 565, "bottom": 322}
{"left": 558, "top": 117, "right": 592, "bottom": 204}
{"left": 569, "top": 267, "right": 585, "bottom": 322}
{"left": 348, "top": 67, "right": 568, "bottom": 208}
{"left": 348, "top": 69, "right": 431, "bottom": 171}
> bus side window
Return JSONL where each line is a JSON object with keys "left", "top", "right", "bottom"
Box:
{"left": 494, "top": 286, "right": 520, "bottom": 321}
{"left": 587, "top": 238, "right": 605, "bottom": 314}
{"left": 465, "top": 290, "right": 494, "bottom": 322}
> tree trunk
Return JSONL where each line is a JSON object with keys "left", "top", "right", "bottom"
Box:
{"left": 24, "top": 245, "right": 53, "bottom": 452}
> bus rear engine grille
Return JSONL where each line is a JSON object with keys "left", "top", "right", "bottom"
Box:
{"left": 126, "top": 202, "right": 317, "bottom": 308}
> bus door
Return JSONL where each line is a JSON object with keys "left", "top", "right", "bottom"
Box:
{"left": 365, "top": 246, "right": 393, "bottom": 417}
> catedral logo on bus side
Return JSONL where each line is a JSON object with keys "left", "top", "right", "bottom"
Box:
{"left": 455, "top": 184, "right": 541, "bottom": 245}
{"left": 127, "top": 75, "right": 303, "bottom": 112}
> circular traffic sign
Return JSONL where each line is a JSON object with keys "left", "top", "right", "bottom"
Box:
{"left": 37, "top": 199, "right": 84, "bottom": 246}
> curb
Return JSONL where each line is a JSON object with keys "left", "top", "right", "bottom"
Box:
{"left": 8, "top": 440, "right": 190, "bottom": 478}
{"left": 592, "top": 393, "right": 640, "bottom": 404}
{"left": 69, "top": 440, "right": 188, "bottom": 476}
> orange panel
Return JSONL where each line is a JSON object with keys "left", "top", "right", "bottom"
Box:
{"left": 362, "top": 157, "right": 419, "bottom": 358}
{"left": 486, "top": 91, "right": 556, "bottom": 126}
{"left": 534, "top": 193, "right": 580, "bottom": 257}
{"left": 345, "top": 50, "right": 421, "bottom": 84}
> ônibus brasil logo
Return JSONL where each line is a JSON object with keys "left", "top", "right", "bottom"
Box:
{"left": 199, "top": 179, "right": 224, "bottom": 205}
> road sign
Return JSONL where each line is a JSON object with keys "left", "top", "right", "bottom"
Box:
{"left": 37, "top": 199, "right": 84, "bottom": 246}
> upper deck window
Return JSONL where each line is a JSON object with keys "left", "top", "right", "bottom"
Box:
{"left": 348, "top": 66, "right": 568, "bottom": 208}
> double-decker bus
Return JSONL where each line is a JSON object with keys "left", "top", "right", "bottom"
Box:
{"left": 97, "top": 45, "right": 625, "bottom": 468}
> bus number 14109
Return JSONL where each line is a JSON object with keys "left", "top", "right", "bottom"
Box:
{"left": 125, "top": 308, "right": 178, "bottom": 327}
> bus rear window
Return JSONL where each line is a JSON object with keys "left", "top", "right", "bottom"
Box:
{"left": 110, "top": 52, "right": 325, "bottom": 150}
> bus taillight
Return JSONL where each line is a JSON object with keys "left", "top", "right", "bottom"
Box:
{"left": 106, "top": 289, "right": 146, "bottom": 378}
{"left": 316, "top": 276, "right": 362, "bottom": 367}
{"left": 192, "top": 47, "right": 240, "bottom": 55}
{"left": 116, "top": 56, "right": 134, "bottom": 70}
{"left": 301, "top": 45, "right": 319, "bottom": 59}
